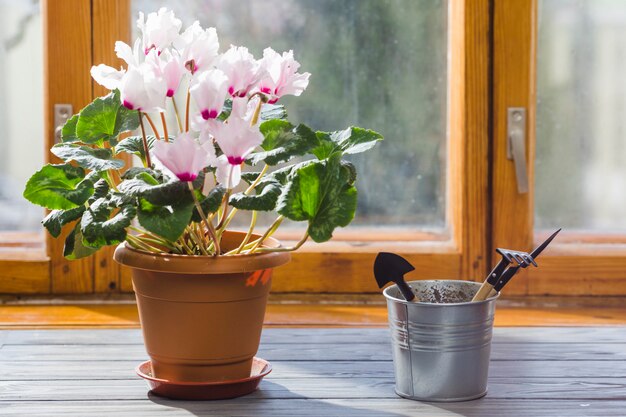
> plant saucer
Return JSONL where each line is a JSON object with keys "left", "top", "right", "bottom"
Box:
{"left": 136, "top": 357, "right": 272, "bottom": 400}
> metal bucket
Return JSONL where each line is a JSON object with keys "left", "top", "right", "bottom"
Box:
{"left": 383, "top": 280, "right": 498, "bottom": 402}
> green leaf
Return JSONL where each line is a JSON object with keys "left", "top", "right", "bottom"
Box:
{"left": 136, "top": 171, "right": 160, "bottom": 185}
{"left": 75, "top": 93, "right": 119, "bottom": 144}
{"left": 61, "top": 114, "right": 79, "bottom": 143}
{"left": 137, "top": 199, "right": 194, "bottom": 241}
{"left": 241, "top": 171, "right": 264, "bottom": 185}
{"left": 80, "top": 197, "right": 136, "bottom": 249}
{"left": 118, "top": 172, "right": 203, "bottom": 207}
{"left": 114, "top": 98, "right": 141, "bottom": 134}
{"left": 260, "top": 120, "right": 294, "bottom": 150}
{"left": 311, "top": 140, "right": 336, "bottom": 161}
{"left": 51, "top": 143, "right": 125, "bottom": 171}
{"left": 248, "top": 121, "right": 318, "bottom": 166}
{"left": 257, "top": 160, "right": 316, "bottom": 189}
{"left": 23, "top": 164, "right": 94, "bottom": 210}
{"left": 90, "top": 179, "right": 110, "bottom": 202}
{"left": 229, "top": 183, "right": 282, "bottom": 212}
{"left": 116, "top": 135, "right": 156, "bottom": 162}
{"left": 64, "top": 223, "right": 98, "bottom": 260}
{"left": 119, "top": 178, "right": 192, "bottom": 207}
{"left": 341, "top": 160, "right": 357, "bottom": 185}
{"left": 277, "top": 154, "right": 357, "bottom": 243}
{"left": 216, "top": 99, "right": 232, "bottom": 121}
{"left": 121, "top": 167, "right": 161, "bottom": 181}
{"left": 260, "top": 103, "right": 288, "bottom": 121}
{"left": 75, "top": 90, "right": 140, "bottom": 144}
{"left": 42, "top": 206, "right": 85, "bottom": 238}
{"left": 312, "top": 127, "right": 383, "bottom": 160}
{"left": 108, "top": 190, "right": 134, "bottom": 208}
{"left": 191, "top": 186, "right": 225, "bottom": 222}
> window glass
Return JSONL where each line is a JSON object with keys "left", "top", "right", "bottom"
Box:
{"left": 537, "top": 0, "right": 626, "bottom": 234}
{"left": 0, "top": 0, "right": 44, "bottom": 232}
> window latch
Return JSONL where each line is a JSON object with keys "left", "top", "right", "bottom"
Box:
{"left": 54, "top": 104, "right": 73, "bottom": 144}
{"left": 506, "top": 107, "right": 529, "bottom": 194}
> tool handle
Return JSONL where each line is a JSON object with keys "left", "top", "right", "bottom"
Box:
{"left": 396, "top": 280, "right": 416, "bottom": 302}
{"left": 472, "top": 281, "right": 494, "bottom": 302}
{"left": 493, "top": 266, "right": 520, "bottom": 292}
{"left": 487, "top": 259, "right": 509, "bottom": 285}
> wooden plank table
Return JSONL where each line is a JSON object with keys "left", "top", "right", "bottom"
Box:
{"left": 0, "top": 327, "right": 625, "bottom": 416}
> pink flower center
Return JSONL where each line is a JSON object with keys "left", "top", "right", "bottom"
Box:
{"left": 260, "top": 87, "right": 272, "bottom": 95}
{"left": 227, "top": 156, "right": 245, "bottom": 165}
{"left": 228, "top": 86, "right": 235, "bottom": 96}
{"left": 201, "top": 109, "right": 218, "bottom": 120}
{"left": 143, "top": 44, "right": 161, "bottom": 56}
{"left": 123, "top": 100, "right": 135, "bottom": 110}
{"left": 185, "top": 60, "right": 197, "bottom": 74}
{"left": 177, "top": 172, "right": 197, "bottom": 182}
{"left": 268, "top": 98, "right": 279, "bottom": 104}
{"left": 166, "top": 89, "right": 175, "bottom": 97}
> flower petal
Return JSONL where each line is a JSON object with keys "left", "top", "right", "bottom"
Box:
{"left": 90, "top": 64, "right": 124, "bottom": 90}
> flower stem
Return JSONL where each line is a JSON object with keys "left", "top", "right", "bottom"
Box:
{"left": 144, "top": 113, "right": 161, "bottom": 140}
{"left": 246, "top": 165, "right": 270, "bottom": 193}
{"left": 160, "top": 112, "right": 169, "bottom": 142}
{"left": 104, "top": 143, "right": 121, "bottom": 190}
{"left": 187, "top": 226, "right": 210, "bottom": 256}
{"left": 185, "top": 89, "right": 191, "bottom": 132}
{"left": 171, "top": 96, "right": 183, "bottom": 133}
{"left": 216, "top": 189, "right": 231, "bottom": 230}
{"left": 245, "top": 215, "right": 284, "bottom": 254}
{"left": 216, "top": 165, "right": 236, "bottom": 230}
{"left": 138, "top": 236, "right": 177, "bottom": 251}
{"left": 235, "top": 211, "right": 258, "bottom": 254}
{"left": 250, "top": 97, "right": 264, "bottom": 126}
{"left": 177, "top": 231, "right": 195, "bottom": 254}
{"left": 137, "top": 111, "right": 152, "bottom": 168}
{"left": 219, "top": 164, "right": 269, "bottom": 232}
{"left": 102, "top": 170, "right": 118, "bottom": 191}
{"left": 129, "top": 226, "right": 177, "bottom": 251}
{"left": 125, "top": 235, "right": 146, "bottom": 251}
{"left": 188, "top": 182, "right": 220, "bottom": 256}
{"left": 126, "top": 234, "right": 162, "bottom": 253}
{"left": 253, "top": 232, "right": 309, "bottom": 253}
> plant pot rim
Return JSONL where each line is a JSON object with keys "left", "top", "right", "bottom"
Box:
{"left": 113, "top": 230, "right": 291, "bottom": 274}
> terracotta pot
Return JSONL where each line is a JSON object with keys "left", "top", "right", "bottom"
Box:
{"left": 113, "top": 231, "right": 290, "bottom": 383}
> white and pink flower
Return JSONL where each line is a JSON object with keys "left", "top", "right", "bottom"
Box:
{"left": 137, "top": 8, "right": 182, "bottom": 55}
{"left": 90, "top": 64, "right": 124, "bottom": 90}
{"left": 257, "top": 47, "right": 310, "bottom": 104}
{"left": 90, "top": 39, "right": 143, "bottom": 90}
{"left": 174, "top": 21, "right": 219, "bottom": 74}
{"left": 208, "top": 106, "right": 264, "bottom": 188}
{"left": 190, "top": 69, "right": 229, "bottom": 121}
{"left": 218, "top": 46, "right": 262, "bottom": 98}
{"left": 152, "top": 132, "right": 214, "bottom": 182}
{"left": 157, "top": 50, "right": 185, "bottom": 97}
{"left": 90, "top": 8, "right": 311, "bottom": 148}
{"left": 119, "top": 51, "right": 167, "bottom": 112}
{"left": 91, "top": 41, "right": 168, "bottom": 112}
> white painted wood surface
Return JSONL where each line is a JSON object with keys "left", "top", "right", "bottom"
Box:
{"left": 0, "top": 327, "right": 625, "bottom": 416}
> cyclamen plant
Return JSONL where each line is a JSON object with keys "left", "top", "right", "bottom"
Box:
{"left": 24, "top": 8, "right": 382, "bottom": 258}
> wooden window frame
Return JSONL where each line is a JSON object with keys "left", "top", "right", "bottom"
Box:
{"left": 492, "top": 0, "right": 626, "bottom": 297}
{"left": 0, "top": 0, "right": 492, "bottom": 295}
{"left": 0, "top": 0, "right": 130, "bottom": 295}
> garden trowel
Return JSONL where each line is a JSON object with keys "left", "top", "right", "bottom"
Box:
{"left": 374, "top": 252, "right": 417, "bottom": 302}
